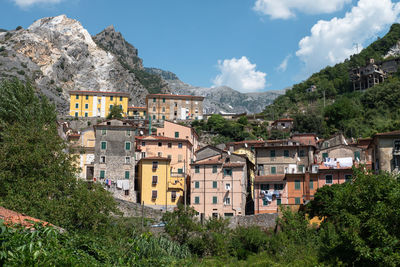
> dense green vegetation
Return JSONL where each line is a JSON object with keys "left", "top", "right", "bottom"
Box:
{"left": 264, "top": 23, "right": 400, "bottom": 138}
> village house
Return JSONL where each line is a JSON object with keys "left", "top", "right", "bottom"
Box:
{"left": 69, "top": 90, "right": 129, "bottom": 118}
{"left": 271, "top": 118, "right": 294, "bottom": 131}
{"left": 370, "top": 130, "right": 400, "bottom": 174}
{"left": 137, "top": 157, "right": 185, "bottom": 210}
{"left": 93, "top": 119, "right": 136, "bottom": 202}
{"left": 127, "top": 106, "right": 147, "bottom": 120}
{"left": 146, "top": 94, "right": 204, "bottom": 121}
{"left": 190, "top": 146, "right": 248, "bottom": 219}
{"left": 69, "top": 128, "right": 96, "bottom": 181}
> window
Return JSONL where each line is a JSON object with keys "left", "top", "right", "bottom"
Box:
{"left": 178, "top": 143, "right": 183, "bottom": 148}
{"left": 141, "top": 141, "right": 145, "bottom": 146}
{"left": 100, "top": 156, "right": 106, "bottom": 163}
{"left": 153, "top": 115, "right": 156, "bottom": 120}
{"left": 167, "top": 155, "right": 172, "bottom": 159}
{"left": 224, "top": 197, "right": 230, "bottom": 205}
{"left": 178, "top": 155, "right": 183, "bottom": 162}
{"left": 153, "top": 98, "right": 156, "bottom": 102}
{"left": 75, "top": 112, "right": 78, "bottom": 117}
{"left": 125, "top": 171, "right": 130, "bottom": 179}
{"left": 110, "top": 96, "right": 113, "bottom": 101}
{"left": 101, "top": 141, "right": 107, "bottom": 150}
{"left": 195, "top": 181, "right": 200, "bottom": 188}
{"left": 75, "top": 103, "right": 79, "bottom": 109}
{"left": 223, "top": 168, "right": 232, "bottom": 176}
{"left": 152, "top": 161, "right": 158, "bottom": 169}
{"left": 162, "top": 115, "right": 165, "bottom": 120}
{"left": 75, "top": 95, "right": 79, "bottom": 99}
{"left": 263, "top": 199, "right": 268, "bottom": 206}
{"left": 212, "top": 165, "right": 217, "bottom": 173}
{"left": 84, "top": 112, "right": 88, "bottom": 117}
{"left": 109, "top": 105, "right": 113, "bottom": 110}
{"left": 277, "top": 198, "right": 281, "bottom": 205}
{"left": 310, "top": 179, "right": 314, "bottom": 189}
{"left": 171, "top": 191, "right": 176, "bottom": 200}
{"left": 261, "top": 184, "right": 269, "bottom": 190}
{"left": 162, "top": 98, "right": 165, "bottom": 103}
{"left": 271, "top": 167, "right": 276, "bottom": 174}
{"left": 152, "top": 190, "right": 157, "bottom": 199}
{"left": 152, "top": 176, "right": 158, "bottom": 185}
{"left": 120, "top": 96, "right": 123, "bottom": 101}
{"left": 298, "top": 165, "right": 305, "bottom": 173}
{"left": 141, "top": 152, "right": 146, "bottom": 158}
{"left": 125, "top": 156, "right": 130, "bottom": 164}
{"left": 295, "top": 197, "right": 301, "bottom": 205}
{"left": 125, "top": 190, "right": 129, "bottom": 196}
{"left": 324, "top": 142, "right": 329, "bottom": 148}
{"left": 274, "top": 184, "right": 284, "bottom": 190}
{"left": 158, "top": 142, "right": 162, "bottom": 147}
{"left": 102, "top": 129, "right": 106, "bottom": 135}
{"left": 178, "top": 168, "right": 183, "bottom": 174}
{"left": 345, "top": 174, "right": 352, "bottom": 183}
{"left": 212, "top": 181, "right": 217, "bottom": 188}
{"left": 98, "top": 99, "right": 101, "bottom": 104}
{"left": 326, "top": 175, "right": 333, "bottom": 184}
{"left": 153, "top": 106, "right": 156, "bottom": 112}
{"left": 175, "top": 132, "right": 179, "bottom": 138}
{"left": 126, "top": 130, "right": 131, "bottom": 136}
{"left": 168, "top": 143, "right": 172, "bottom": 148}
{"left": 295, "top": 180, "right": 301, "bottom": 190}
{"left": 162, "top": 107, "right": 165, "bottom": 112}
{"left": 100, "top": 170, "right": 105, "bottom": 179}
{"left": 212, "top": 196, "right": 218, "bottom": 204}
{"left": 354, "top": 151, "right": 361, "bottom": 161}
{"left": 195, "top": 166, "right": 200, "bottom": 173}
{"left": 158, "top": 152, "right": 162, "bottom": 157}
{"left": 119, "top": 105, "right": 122, "bottom": 110}
{"left": 224, "top": 213, "right": 233, "bottom": 217}
{"left": 125, "top": 142, "right": 131, "bottom": 150}
{"left": 299, "top": 150, "right": 305, "bottom": 157}
{"left": 270, "top": 150, "right": 275, "bottom": 157}
{"left": 284, "top": 150, "right": 289, "bottom": 157}
{"left": 174, "top": 102, "right": 178, "bottom": 107}
{"left": 194, "top": 196, "right": 200, "bottom": 204}
{"left": 85, "top": 103, "right": 88, "bottom": 109}
{"left": 322, "top": 152, "right": 328, "bottom": 160}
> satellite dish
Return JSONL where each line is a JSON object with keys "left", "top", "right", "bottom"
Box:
{"left": 140, "top": 130, "right": 143, "bottom": 135}
{"left": 227, "top": 151, "right": 231, "bottom": 155}
{"left": 244, "top": 143, "right": 248, "bottom": 148}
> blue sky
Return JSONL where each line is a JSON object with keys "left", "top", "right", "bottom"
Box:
{"left": 1, "top": 0, "right": 400, "bottom": 93}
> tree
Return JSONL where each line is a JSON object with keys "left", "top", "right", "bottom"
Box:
{"left": 106, "top": 104, "right": 123, "bottom": 119}
{"left": 306, "top": 169, "right": 400, "bottom": 266}
{"left": 0, "top": 79, "right": 118, "bottom": 232}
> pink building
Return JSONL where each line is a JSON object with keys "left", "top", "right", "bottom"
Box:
{"left": 190, "top": 146, "right": 248, "bottom": 219}
{"left": 254, "top": 175, "right": 287, "bottom": 214}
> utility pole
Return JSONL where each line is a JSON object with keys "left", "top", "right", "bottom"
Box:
{"left": 323, "top": 90, "right": 326, "bottom": 108}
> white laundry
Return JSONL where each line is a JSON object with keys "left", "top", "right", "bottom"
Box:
{"left": 337, "top": 157, "right": 353, "bottom": 168}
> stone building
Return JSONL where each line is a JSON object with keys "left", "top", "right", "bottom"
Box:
{"left": 146, "top": 94, "right": 204, "bottom": 121}
{"left": 271, "top": 118, "right": 294, "bottom": 131}
{"left": 190, "top": 146, "right": 248, "bottom": 219}
{"left": 370, "top": 130, "right": 400, "bottom": 174}
{"left": 93, "top": 119, "right": 136, "bottom": 202}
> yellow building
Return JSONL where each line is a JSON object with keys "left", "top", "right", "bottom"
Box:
{"left": 127, "top": 106, "right": 147, "bottom": 120}
{"left": 138, "top": 157, "right": 185, "bottom": 210}
{"left": 68, "top": 128, "right": 96, "bottom": 181}
{"left": 69, "top": 91, "right": 130, "bottom": 118}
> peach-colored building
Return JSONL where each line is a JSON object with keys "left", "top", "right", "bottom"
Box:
{"left": 156, "top": 120, "right": 200, "bottom": 156}
{"left": 190, "top": 147, "right": 248, "bottom": 219}
{"left": 136, "top": 135, "right": 193, "bottom": 175}
{"left": 254, "top": 175, "right": 287, "bottom": 214}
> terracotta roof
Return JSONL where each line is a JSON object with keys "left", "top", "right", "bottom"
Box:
{"left": 273, "top": 118, "right": 294, "bottom": 123}
{"left": 255, "top": 175, "right": 285, "bottom": 182}
{"left": 223, "top": 163, "right": 245, "bottom": 168}
{"left": 128, "top": 106, "right": 146, "bottom": 110}
{"left": 146, "top": 94, "right": 204, "bottom": 100}
{"left": 138, "top": 157, "right": 171, "bottom": 162}
{"left": 136, "top": 135, "right": 192, "bottom": 144}
{"left": 374, "top": 130, "right": 400, "bottom": 137}
{"left": 0, "top": 206, "right": 52, "bottom": 229}
{"left": 68, "top": 90, "right": 130, "bottom": 97}
{"left": 227, "top": 140, "right": 265, "bottom": 145}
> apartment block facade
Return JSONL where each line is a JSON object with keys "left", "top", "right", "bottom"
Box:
{"left": 93, "top": 120, "right": 136, "bottom": 202}
{"left": 69, "top": 91, "right": 129, "bottom": 118}
{"left": 146, "top": 94, "right": 204, "bottom": 121}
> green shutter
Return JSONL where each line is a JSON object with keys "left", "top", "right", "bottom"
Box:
{"left": 354, "top": 151, "right": 361, "bottom": 160}
{"left": 162, "top": 98, "right": 165, "bottom": 103}
{"left": 153, "top": 98, "right": 156, "bottom": 102}
{"left": 75, "top": 112, "right": 78, "bottom": 117}
{"left": 326, "top": 175, "right": 333, "bottom": 184}
{"left": 322, "top": 152, "right": 328, "bottom": 160}
{"left": 212, "top": 196, "right": 217, "bottom": 204}
{"left": 310, "top": 179, "right": 314, "bottom": 189}
{"left": 162, "top": 115, "right": 165, "bottom": 120}
{"left": 125, "top": 142, "right": 131, "bottom": 150}
{"left": 277, "top": 198, "right": 281, "bottom": 205}
{"left": 295, "top": 197, "right": 301, "bottom": 204}
{"left": 284, "top": 150, "right": 289, "bottom": 157}
{"left": 125, "top": 171, "right": 129, "bottom": 179}
{"left": 295, "top": 180, "right": 301, "bottom": 190}
{"left": 175, "top": 132, "right": 179, "bottom": 138}
{"left": 270, "top": 150, "right": 275, "bottom": 157}
{"left": 212, "top": 165, "right": 217, "bottom": 173}
{"left": 195, "top": 196, "right": 199, "bottom": 204}
{"left": 263, "top": 199, "right": 268, "bottom": 206}
{"left": 271, "top": 167, "right": 276, "bottom": 174}
{"left": 100, "top": 170, "right": 105, "bottom": 179}
{"left": 101, "top": 141, "right": 106, "bottom": 150}
{"left": 195, "top": 166, "right": 200, "bottom": 173}
{"left": 195, "top": 181, "right": 199, "bottom": 188}
{"left": 261, "top": 184, "right": 269, "bottom": 190}
{"left": 178, "top": 168, "right": 183, "bottom": 174}
{"left": 212, "top": 181, "right": 217, "bottom": 188}
{"left": 76, "top": 95, "right": 79, "bottom": 99}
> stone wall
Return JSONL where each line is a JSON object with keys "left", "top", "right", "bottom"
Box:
{"left": 116, "top": 198, "right": 164, "bottom": 222}
{"left": 228, "top": 213, "right": 278, "bottom": 229}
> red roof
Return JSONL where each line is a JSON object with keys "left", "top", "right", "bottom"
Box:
{"left": 146, "top": 94, "right": 204, "bottom": 100}
{"left": 255, "top": 175, "right": 285, "bottom": 182}
{"left": 68, "top": 90, "right": 130, "bottom": 96}
{"left": 0, "top": 206, "right": 52, "bottom": 229}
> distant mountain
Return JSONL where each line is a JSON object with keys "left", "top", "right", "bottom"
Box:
{"left": 145, "top": 67, "right": 285, "bottom": 114}
{"left": 0, "top": 15, "right": 168, "bottom": 113}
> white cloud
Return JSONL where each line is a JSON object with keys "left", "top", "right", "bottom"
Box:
{"left": 213, "top": 56, "right": 266, "bottom": 93}
{"left": 277, "top": 54, "right": 292, "bottom": 72}
{"left": 296, "top": 0, "right": 400, "bottom": 77}
{"left": 253, "top": 0, "right": 351, "bottom": 19}
{"left": 12, "top": 0, "right": 63, "bottom": 8}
